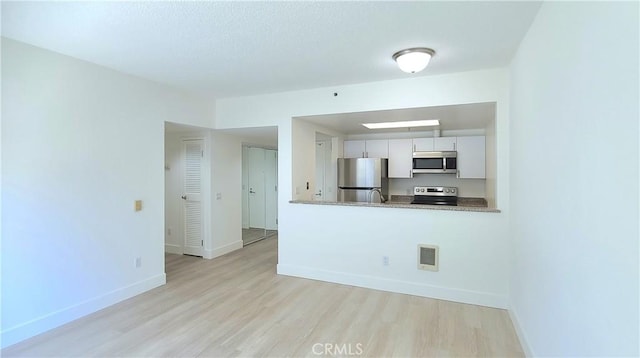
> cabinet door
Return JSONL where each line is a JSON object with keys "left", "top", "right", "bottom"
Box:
{"left": 457, "top": 136, "right": 485, "bottom": 179}
{"left": 388, "top": 139, "right": 413, "bottom": 178}
{"left": 434, "top": 137, "right": 457, "bottom": 151}
{"left": 343, "top": 140, "right": 365, "bottom": 158}
{"left": 365, "top": 139, "right": 389, "bottom": 158}
{"left": 412, "top": 138, "right": 434, "bottom": 152}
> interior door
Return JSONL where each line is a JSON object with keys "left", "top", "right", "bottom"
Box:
{"left": 182, "top": 139, "right": 203, "bottom": 257}
{"left": 248, "top": 147, "right": 265, "bottom": 229}
{"left": 315, "top": 141, "right": 326, "bottom": 200}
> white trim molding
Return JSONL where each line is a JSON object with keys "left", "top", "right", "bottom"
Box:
{"left": 277, "top": 264, "right": 508, "bottom": 309}
{"left": 204, "top": 240, "right": 243, "bottom": 260}
{"left": 164, "top": 244, "right": 183, "bottom": 255}
{"left": 1, "top": 274, "right": 166, "bottom": 349}
{"left": 508, "top": 308, "right": 534, "bottom": 357}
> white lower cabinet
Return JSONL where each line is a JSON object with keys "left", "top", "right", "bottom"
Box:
{"left": 456, "top": 136, "right": 485, "bottom": 179}
{"left": 388, "top": 139, "right": 413, "bottom": 178}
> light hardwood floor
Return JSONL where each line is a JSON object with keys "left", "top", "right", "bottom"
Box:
{"left": 3, "top": 237, "right": 523, "bottom": 357}
{"left": 242, "top": 228, "right": 277, "bottom": 246}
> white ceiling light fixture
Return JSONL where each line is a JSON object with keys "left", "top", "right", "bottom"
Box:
{"left": 392, "top": 47, "right": 436, "bottom": 73}
{"left": 362, "top": 119, "right": 440, "bottom": 129}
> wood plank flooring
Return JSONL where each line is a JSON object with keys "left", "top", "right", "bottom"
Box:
{"left": 242, "top": 228, "right": 277, "bottom": 246}
{"left": 2, "top": 236, "right": 523, "bottom": 357}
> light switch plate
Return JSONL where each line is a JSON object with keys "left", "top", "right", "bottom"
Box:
{"left": 135, "top": 200, "right": 142, "bottom": 211}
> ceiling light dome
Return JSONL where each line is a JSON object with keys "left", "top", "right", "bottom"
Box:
{"left": 392, "top": 48, "right": 435, "bottom": 73}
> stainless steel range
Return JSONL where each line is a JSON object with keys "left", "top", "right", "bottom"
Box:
{"left": 411, "top": 186, "right": 458, "bottom": 206}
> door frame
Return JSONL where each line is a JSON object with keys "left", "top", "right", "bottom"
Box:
{"left": 242, "top": 144, "right": 278, "bottom": 232}
{"left": 164, "top": 131, "right": 211, "bottom": 258}
{"left": 315, "top": 140, "right": 327, "bottom": 201}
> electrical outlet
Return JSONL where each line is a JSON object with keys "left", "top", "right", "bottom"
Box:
{"left": 135, "top": 257, "right": 142, "bottom": 268}
{"left": 383, "top": 256, "right": 389, "bottom": 266}
{"left": 167, "top": 227, "right": 172, "bottom": 235}
{"left": 216, "top": 193, "right": 222, "bottom": 200}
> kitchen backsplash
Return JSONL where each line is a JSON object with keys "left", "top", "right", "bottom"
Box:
{"left": 389, "top": 175, "right": 486, "bottom": 198}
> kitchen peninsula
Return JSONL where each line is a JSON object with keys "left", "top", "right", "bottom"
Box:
{"left": 290, "top": 196, "right": 500, "bottom": 213}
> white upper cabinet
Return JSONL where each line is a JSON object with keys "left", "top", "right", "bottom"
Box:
{"left": 343, "top": 140, "right": 366, "bottom": 158}
{"left": 434, "top": 137, "right": 457, "bottom": 151}
{"left": 365, "top": 139, "right": 389, "bottom": 158}
{"left": 412, "top": 138, "right": 434, "bottom": 152}
{"left": 456, "top": 136, "right": 485, "bottom": 179}
{"left": 413, "top": 137, "right": 457, "bottom": 151}
{"left": 388, "top": 139, "right": 413, "bottom": 178}
{"left": 343, "top": 140, "right": 388, "bottom": 158}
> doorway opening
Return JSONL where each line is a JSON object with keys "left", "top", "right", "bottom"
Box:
{"left": 243, "top": 146, "right": 278, "bottom": 246}
{"left": 214, "top": 126, "right": 279, "bottom": 247}
{"left": 314, "top": 132, "right": 338, "bottom": 202}
{"left": 164, "top": 122, "right": 212, "bottom": 265}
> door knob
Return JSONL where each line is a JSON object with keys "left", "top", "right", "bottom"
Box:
{"left": 249, "top": 189, "right": 255, "bottom": 194}
{"left": 181, "top": 195, "right": 187, "bottom": 200}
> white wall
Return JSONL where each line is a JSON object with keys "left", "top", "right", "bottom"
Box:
{"left": 508, "top": 2, "right": 639, "bottom": 356}
{"left": 484, "top": 117, "right": 497, "bottom": 208}
{"left": 216, "top": 69, "right": 512, "bottom": 308}
{"left": 210, "top": 131, "right": 244, "bottom": 257}
{"left": 164, "top": 131, "right": 183, "bottom": 253}
{"left": 1, "top": 39, "right": 213, "bottom": 348}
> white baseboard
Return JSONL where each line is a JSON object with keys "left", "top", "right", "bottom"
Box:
{"left": 508, "top": 308, "right": 534, "bottom": 357}
{"left": 204, "top": 240, "right": 243, "bottom": 259}
{"left": 164, "top": 244, "right": 182, "bottom": 255}
{"left": 1, "top": 274, "right": 166, "bottom": 349}
{"left": 277, "top": 264, "right": 507, "bottom": 309}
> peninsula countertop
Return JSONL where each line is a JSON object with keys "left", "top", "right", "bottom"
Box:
{"left": 290, "top": 196, "right": 500, "bottom": 213}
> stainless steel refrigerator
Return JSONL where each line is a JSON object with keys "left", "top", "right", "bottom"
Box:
{"left": 337, "top": 158, "right": 388, "bottom": 203}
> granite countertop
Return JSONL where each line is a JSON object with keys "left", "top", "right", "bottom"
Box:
{"left": 290, "top": 195, "right": 500, "bottom": 213}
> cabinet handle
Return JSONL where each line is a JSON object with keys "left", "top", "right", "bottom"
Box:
{"left": 365, "top": 151, "right": 368, "bottom": 158}
{"left": 456, "top": 170, "right": 460, "bottom": 179}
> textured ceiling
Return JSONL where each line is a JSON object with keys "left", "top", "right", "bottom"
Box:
{"left": 1, "top": 1, "right": 541, "bottom": 99}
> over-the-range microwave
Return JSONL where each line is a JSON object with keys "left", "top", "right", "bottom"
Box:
{"left": 412, "top": 151, "right": 457, "bottom": 174}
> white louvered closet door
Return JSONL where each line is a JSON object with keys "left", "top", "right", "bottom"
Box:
{"left": 182, "top": 139, "right": 203, "bottom": 257}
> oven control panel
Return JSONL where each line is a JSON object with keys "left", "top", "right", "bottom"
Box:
{"left": 414, "top": 186, "right": 458, "bottom": 197}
